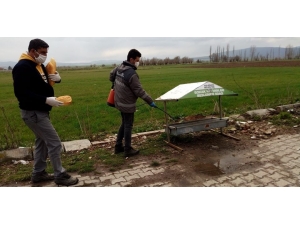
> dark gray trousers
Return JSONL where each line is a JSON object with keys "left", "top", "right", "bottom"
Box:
{"left": 116, "top": 112, "right": 134, "bottom": 150}
{"left": 21, "top": 110, "right": 65, "bottom": 177}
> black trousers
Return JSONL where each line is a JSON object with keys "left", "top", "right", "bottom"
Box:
{"left": 116, "top": 112, "right": 134, "bottom": 150}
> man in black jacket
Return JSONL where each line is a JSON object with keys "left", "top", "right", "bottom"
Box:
{"left": 12, "top": 38, "right": 78, "bottom": 186}
{"left": 109, "top": 49, "right": 157, "bottom": 157}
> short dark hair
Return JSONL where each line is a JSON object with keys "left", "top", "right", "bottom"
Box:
{"left": 28, "top": 38, "right": 49, "bottom": 51}
{"left": 127, "top": 49, "right": 142, "bottom": 61}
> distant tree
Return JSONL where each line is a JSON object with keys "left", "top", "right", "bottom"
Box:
{"left": 139, "top": 57, "right": 145, "bottom": 66}
{"left": 265, "top": 52, "right": 269, "bottom": 61}
{"left": 254, "top": 53, "right": 260, "bottom": 61}
{"left": 269, "top": 48, "right": 273, "bottom": 60}
{"left": 157, "top": 59, "right": 164, "bottom": 65}
{"left": 8, "top": 66, "right": 12, "bottom": 70}
{"left": 211, "top": 53, "right": 218, "bottom": 62}
{"left": 150, "top": 57, "right": 158, "bottom": 65}
{"left": 181, "top": 56, "right": 189, "bottom": 64}
{"left": 296, "top": 47, "right": 300, "bottom": 59}
{"left": 173, "top": 56, "right": 181, "bottom": 64}
{"left": 221, "top": 49, "right": 224, "bottom": 61}
{"left": 209, "top": 46, "right": 212, "bottom": 63}
{"left": 285, "top": 45, "right": 294, "bottom": 59}
{"left": 243, "top": 50, "right": 247, "bottom": 61}
{"left": 226, "top": 44, "right": 229, "bottom": 62}
{"left": 144, "top": 58, "right": 150, "bottom": 66}
{"left": 235, "top": 55, "right": 241, "bottom": 62}
{"left": 239, "top": 50, "right": 243, "bottom": 61}
{"left": 250, "top": 45, "right": 256, "bottom": 61}
{"left": 163, "top": 57, "right": 170, "bottom": 65}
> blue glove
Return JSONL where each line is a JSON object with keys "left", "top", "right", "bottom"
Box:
{"left": 150, "top": 102, "right": 157, "bottom": 108}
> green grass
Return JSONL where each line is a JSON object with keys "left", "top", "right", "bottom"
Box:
{"left": 270, "top": 111, "right": 300, "bottom": 126}
{"left": 1, "top": 64, "right": 300, "bottom": 150}
{"left": 0, "top": 163, "right": 32, "bottom": 183}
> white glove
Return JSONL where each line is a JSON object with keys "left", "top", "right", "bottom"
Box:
{"left": 46, "top": 97, "right": 64, "bottom": 107}
{"left": 48, "top": 71, "right": 61, "bottom": 82}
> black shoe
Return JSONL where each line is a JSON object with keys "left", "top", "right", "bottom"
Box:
{"left": 114, "top": 144, "right": 125, "bottom": 154}
{"left": 55, "top": 172, "right": 79, "bottom": 187}
{"left": 124, "top": 147, "right": 140, "bottom": 157}
{"left": 31, "top": 170, "right": 54, "bottom": 183}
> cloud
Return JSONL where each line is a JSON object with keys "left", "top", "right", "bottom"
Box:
{"left": 1, "top": 37, "right": 300, "bottom": 63}
{"left": 1, "top": 1, "right": 299, "bottom": 63}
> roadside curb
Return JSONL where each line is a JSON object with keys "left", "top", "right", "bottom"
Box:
{"left": 0, "top": 129, "right": 166, "bottom": 161}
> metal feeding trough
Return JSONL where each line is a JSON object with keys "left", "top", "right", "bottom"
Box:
{"left": 155, "top": 81, "right": 238, "bottom": 150}
{"left": 168, "top": 117, "right": 228, "bottom": 136}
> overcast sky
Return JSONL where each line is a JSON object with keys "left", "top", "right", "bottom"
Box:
{"left": 1, "top": 1, "right": 299, "bottom": 63}
{"left": 0, "top": 37, "right": 300, "bottom": 63}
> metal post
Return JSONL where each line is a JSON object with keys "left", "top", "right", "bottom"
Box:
{"left": 164, "top": 101, "right": 170, "bottom": 142}
{"left": 219, "top": 95, "right": 223, "bottom": 134}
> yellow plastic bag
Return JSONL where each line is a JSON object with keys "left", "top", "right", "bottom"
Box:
{"left": 45, "top": 58, "right": 56, "bottom": 86}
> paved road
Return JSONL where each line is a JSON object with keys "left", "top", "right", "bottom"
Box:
{"left": 17, "top": 133, "right": 300, "bottom": 187}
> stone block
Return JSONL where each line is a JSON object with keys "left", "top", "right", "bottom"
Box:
{"left": 62, "top": 139, "right": 91, "bottom": 152}
{"left": 1, "top": 147, "right": 32, "bottom": 161}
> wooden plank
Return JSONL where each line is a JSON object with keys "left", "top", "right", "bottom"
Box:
{"left": 164, "top": 140, "right": 184, "bottom": 151}
{"left": 211, "top": 129, "right": 241, "bottom": 141}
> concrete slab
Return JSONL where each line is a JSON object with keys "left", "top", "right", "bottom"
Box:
{"left": 245, "top": 108, "right": 274, "bottom": 118}
{"left": 1, "top": 147, "right": 32, "bottom": 161}
{"left": 62, "top": 139, "right": 91, "bottom": 152}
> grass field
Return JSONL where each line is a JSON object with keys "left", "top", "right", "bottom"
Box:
{"left": 1, "top": 63, "right": 300, "bottom": 150}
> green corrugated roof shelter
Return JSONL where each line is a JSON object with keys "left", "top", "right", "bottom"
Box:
{"left": 155, "top": 81, "right": 239, "bottom": 146}
{"left": 156, "top": 81, "right": 238, "bottom": 101}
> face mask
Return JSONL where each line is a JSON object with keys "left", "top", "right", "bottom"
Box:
{"left": 35, "top": 51, "right": 47, "bottom": 64}
{"left": 135, "top": 62, "right": 139, "bottom": 68}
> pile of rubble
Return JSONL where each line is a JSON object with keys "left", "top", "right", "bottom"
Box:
{"left": 226, "top": 103, "right": 300, "bottom": 139}
{"left": 227, "top": 119, "right": 277, "bottom": 140}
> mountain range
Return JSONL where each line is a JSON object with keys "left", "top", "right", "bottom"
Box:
{"left": 0, "top": 60, "right": 122, "bottom": 69}
{"left": 1, "top": 46, "right": 300, "bottom": 69}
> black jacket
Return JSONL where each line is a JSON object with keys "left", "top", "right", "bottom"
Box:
{"left": 12, "top": 59, "right": 54, "bottom": 111}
